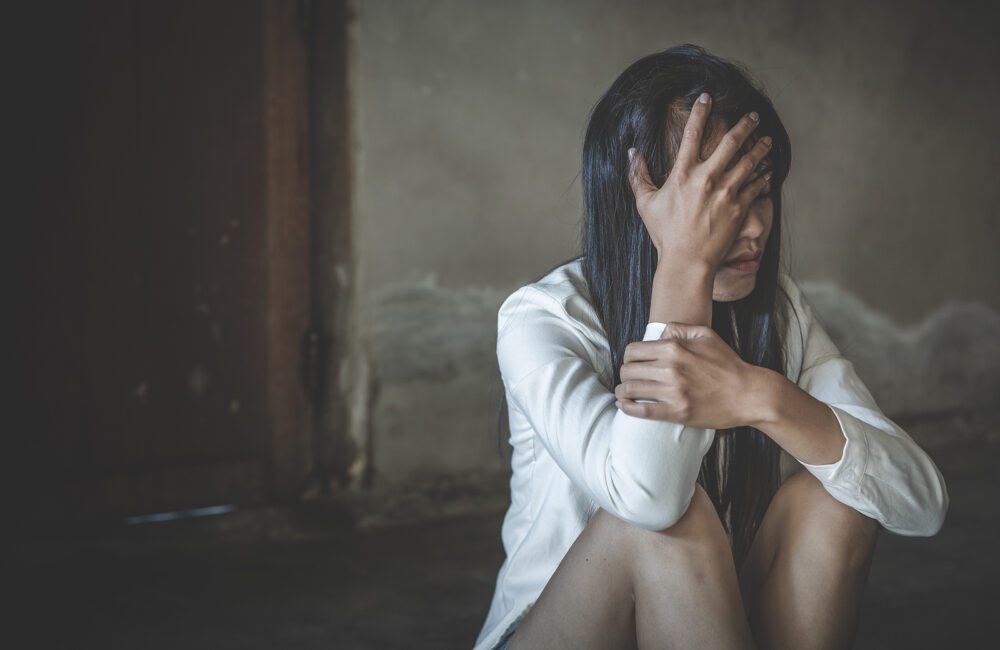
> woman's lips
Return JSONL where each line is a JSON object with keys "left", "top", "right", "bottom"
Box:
{"left": 724, "top": 253, "right": 762, "bottom": 273}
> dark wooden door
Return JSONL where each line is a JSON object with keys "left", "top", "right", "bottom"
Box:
{"left": 20, "top": 0, "right": 316, "bottom": 521}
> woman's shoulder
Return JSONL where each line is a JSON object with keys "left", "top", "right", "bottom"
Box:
{"left": 497, "top": 256, "right": 612, "bottom": 362}
{"left": 495, "top": 256, "right": 612, "bottom": 389}
{"left": 512, "top": 255, "right": 589, "bottom": 302}
{"left": 498, "top": 256, "right": 604, "bottom": 334}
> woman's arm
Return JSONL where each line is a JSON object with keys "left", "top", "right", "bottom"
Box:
{"left": 744, "top": 370, "right": 848, "bottom": 466}
{"left": 614, "top": 276, "right": 948, "bottom": 536}
{"left": 497, "top": 284, "right": 716, "bottom": 531}
{"left": 648, "top": 261, "right": 715, "bottom": 327}
{"left": 749, "top": 279, "right": 950, "bottom": 536}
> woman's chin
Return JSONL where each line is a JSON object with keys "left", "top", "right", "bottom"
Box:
{"left": 712, "top": 273, "right": 756, "bottom": 302}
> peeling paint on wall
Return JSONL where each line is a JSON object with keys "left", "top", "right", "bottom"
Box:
{"left": 365, "top": 274, "right": 1000, "bottom": 486}
{"left": 801, "top": 281, "right": 1000, "bottom": 416}
{"left": 369, "top": 273, "right": 508, "bottom": 383}
{"left": 365, "top": 274, "right": 508, "bottom": 485}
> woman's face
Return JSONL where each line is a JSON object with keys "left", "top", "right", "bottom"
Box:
{"left": 697, "top": 117, "right": 775, "bottom": 302}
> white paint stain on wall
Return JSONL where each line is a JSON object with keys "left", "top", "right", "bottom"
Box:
{"left": 801, "top": 280, "right": 1000, "bottom": 416}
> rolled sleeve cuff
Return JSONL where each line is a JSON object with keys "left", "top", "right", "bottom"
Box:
{"left": 644, "top": 322, "right": 667, "bottom": 341}
{"left": 797, "top": 404, "right": 869, "bottom": 493}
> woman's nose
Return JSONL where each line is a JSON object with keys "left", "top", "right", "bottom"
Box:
{"left": 739, "top": 206, "right": 769, "bottom": 239}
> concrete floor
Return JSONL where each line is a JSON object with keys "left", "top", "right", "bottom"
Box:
{"left": 14, "top": 437, "right": 1000, "bottom": 649}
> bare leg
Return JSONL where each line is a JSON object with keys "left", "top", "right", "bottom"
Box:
{"left": 508, "top": 484, "right": 755, "bottom": 649}
{"left": 739, "top": 469, "right": 879, "bottom": 650}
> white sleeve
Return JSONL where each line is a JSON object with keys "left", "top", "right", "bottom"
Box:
{"left": 790, "top": 282, "right": 949, "bottom": 536}
{"left": 497, "top": 285, "right": 715, "bottom": 531}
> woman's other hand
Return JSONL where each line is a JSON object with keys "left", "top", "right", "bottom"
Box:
{"left": 613, "top": 321, "right": 769, "bottom": 429}
{"left": 627, "top": 92, "right": 772, "bottom": 273}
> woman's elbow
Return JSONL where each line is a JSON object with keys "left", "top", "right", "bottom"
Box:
{"left": 617, "top": 491, "right": 697, "bottom": 532}
{"left": 890, "top": 481, "right": 950, "bottom": 537}
{"left": 919, "top": 471, "right": 950, "bottom": 537}
{"left": 923, "top": 484, "right": 950, "bottom": 537}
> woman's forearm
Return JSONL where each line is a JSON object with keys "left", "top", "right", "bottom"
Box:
{"left": 648, "top": 260, "right": 715, "bottom": 327}
{"left": 746, "top": 367, "right": 847, "bottom": 465}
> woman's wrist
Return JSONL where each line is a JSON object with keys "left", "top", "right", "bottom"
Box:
{"left": 743, "top": 365, "right": 847, "bottom": 465}
{"left": 743, "top": 365, "right": 786, "bottom": 430}
{"left": 649, "top": 258, "right": 715, "bottom": 326}
{"left": 653, "top": 250, "right": 715, "bottom": 283}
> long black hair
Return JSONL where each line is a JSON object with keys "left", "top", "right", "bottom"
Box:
{"left": 497, "top": 44, "right": 794, "bottom": 571}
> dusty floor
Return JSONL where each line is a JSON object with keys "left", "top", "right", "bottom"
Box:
{"left": 14, "top": 437, "right": 1000, "bottom": 649}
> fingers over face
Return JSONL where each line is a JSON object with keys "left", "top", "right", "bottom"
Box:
{"left": 737, "top": 166, "right": 773, "bottom": 206}
{"left": 675, "top": 92, "right": 714, "bottom": 171}
{"left": 702, "top": 111, "right": 761, "bottom": 180}
{"left": 724, "top": 134, "right": 773, "bottom": 190}
{"left": 743, "top": 151, "right": 774, "bottom": 187}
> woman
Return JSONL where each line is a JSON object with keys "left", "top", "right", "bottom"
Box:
{"left": 474, "top": 44, "right": 948, "bottom": 650}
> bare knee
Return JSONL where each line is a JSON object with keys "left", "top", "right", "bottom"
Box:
{"left": 823, "top": 499, "right": 879, "bottom": 572}
{"left": 592, "top": 485, "right": 731, "bottom": 562}
{"left": 658, "top": 483, "right": 728, "bottom": 539}
{"left": 774, "top": 470, "right": 879, "bottom": 570}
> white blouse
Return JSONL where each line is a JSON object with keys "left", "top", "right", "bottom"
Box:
{"left": 473, "top": 256, "right": 948, "bottom": 650}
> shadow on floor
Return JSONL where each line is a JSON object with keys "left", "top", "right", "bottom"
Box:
{"left": 12, "top": 438, "right": 999, "bottom": 649}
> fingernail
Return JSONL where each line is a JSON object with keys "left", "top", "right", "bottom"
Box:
{"left": 698, "top": 92, "right": 710, "bottom": 104}
{"left": 762, "top": 135, "right": 772, "bottom": 146}
{"left": 749, "top": 111, "right": 759, "bottom": 122}
{"left": 627, "top": 148, "right": 636, "bottom": 161}
{"left": 615, "top": 400, "right": 622, "bottom": 408}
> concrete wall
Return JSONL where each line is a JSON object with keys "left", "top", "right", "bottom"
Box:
{"left": 349, "top": 0, "right": 1000, "bottom": 487}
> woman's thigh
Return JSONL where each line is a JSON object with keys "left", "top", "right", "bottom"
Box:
{"left": 505, "top": 506, "right": 640, "bottom": 650}
{"left": 508, "top": 484, "right": 752, "bottom": 650}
